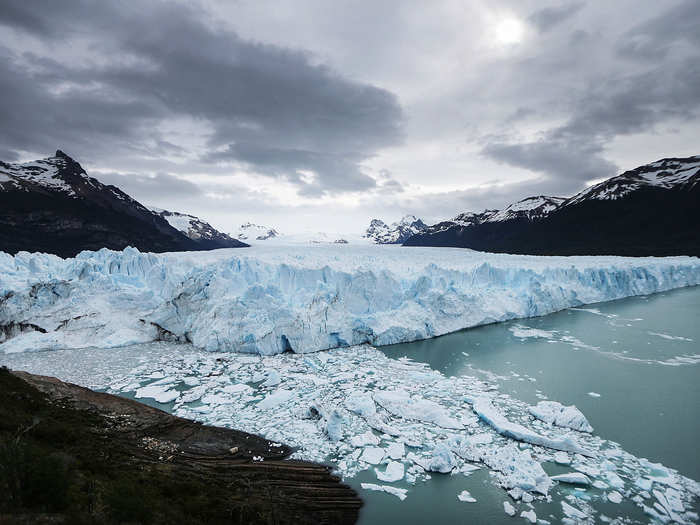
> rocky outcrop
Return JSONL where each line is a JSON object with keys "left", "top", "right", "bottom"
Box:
{"left": 0, "top": 367, "right": 361, "bottom": 524}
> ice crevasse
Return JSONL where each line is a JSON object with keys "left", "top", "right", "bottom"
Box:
{"left": 1, "top": 245, "right": 699, "bottom": 355}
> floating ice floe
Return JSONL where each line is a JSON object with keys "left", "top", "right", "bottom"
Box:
{"left": 5, "top": 342, "right": 698, "bottom": 524}
{"left": 3, "top": 245, "right": 700, "bottom": 355}
{"left": 376, "top": 461, "right": 405, "bottom": 483}
{"left": 457, "top": 490, "right": 476, "bottom": 502}
{"left": 528, "top": 401, "right": 594, "bottom": 433}
{"left": 361, "top": 483, "right": 408, "bottom": 501}
{"left": 551, "top": 473, "right": 591, "bottom": 486}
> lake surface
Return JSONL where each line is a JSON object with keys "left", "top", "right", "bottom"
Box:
{"left": 2, "top": 286, "right": 698, "bottom": 524}
{"left": 356, "top": 285, "right": 699, "bottom": 524}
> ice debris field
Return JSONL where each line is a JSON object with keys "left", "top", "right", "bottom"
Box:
{"left": 2, "top": 244, "right": 700, "bottom": 355}
{"left": 4, "top": 342, "right": 698, "bottom": 524}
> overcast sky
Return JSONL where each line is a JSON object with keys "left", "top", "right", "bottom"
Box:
{"left": 1, "top": 1, "right": 698, "bottom": 234}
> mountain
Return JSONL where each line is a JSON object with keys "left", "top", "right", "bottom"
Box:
{"left": 234, "top": 222, "right": 280, "bottom": 242}
{"left": 364, "top": 215, "right": 427, "bottom": 244}
{"left": 0, "top": 150, "right": 248, "bottom": 257}
{"left": 149, "top": 207, "right": 245, "bottom": 249}
{"left": 404, "top": 156, "right": 700, "bottom": 256}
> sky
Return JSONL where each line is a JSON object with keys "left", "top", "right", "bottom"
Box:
{"left": 1, "top": 1, "right": 699, "bottom": 235}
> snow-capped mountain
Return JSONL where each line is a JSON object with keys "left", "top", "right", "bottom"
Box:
{"left": 0, "top": 150, "right": 247, "bottom": 257}
{"left": 565, "top": 156, "right": 700, "bottom": 206}
{"left": 235, "top": 222, "right": 280, "bottom": 241}
{"left": 405, "top": 156, "right": 700, "bottom": 256}
{"left": 149, "top": 208, "right": 244, "bottom": 249}
{"left": 364, "top": 215, "right": 427, "bottom": 244}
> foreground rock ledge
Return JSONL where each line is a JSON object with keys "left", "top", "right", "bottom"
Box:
{"left": 0, "top": 368, "right": 361, "bottom": 524}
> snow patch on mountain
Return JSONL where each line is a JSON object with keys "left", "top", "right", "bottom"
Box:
{"left": 364, "top": 215, "right": 427, "bottom": 244}
{"left": 2, "top": 245, "right": 699, "bottom": 356}
{"left": 0, "top": 150, "right": 107, "bottom": 198}
{"left": 149, "top": 207, "right": 236, "bottom": 245}
{"left": 235, "top": 222, "right": 280, "bottom": 241}
{"left": 567, "top": 156, "right": 700, "bottom": 206}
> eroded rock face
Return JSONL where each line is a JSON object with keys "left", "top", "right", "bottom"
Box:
{"left": 1, "top": 368, "right": 362, "bottom": 524}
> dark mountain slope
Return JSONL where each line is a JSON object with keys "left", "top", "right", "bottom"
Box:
{"left": 404, "top": 156, "right": 700, "bottom": 256}
{"left": 0, "top": 151, "right": 247, "bottom": 257}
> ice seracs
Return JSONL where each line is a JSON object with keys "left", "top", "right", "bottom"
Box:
{"left": 3, "top": 245, "right": 699, "bottom": 356}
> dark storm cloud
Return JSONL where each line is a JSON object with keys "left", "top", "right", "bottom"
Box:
{"left": 207, "top": 143, "right": 377, "bottom": 195}
{"left": 482, "top": 139, "right": 617, "bottom": 192}
{"left": 616, "top": 0, "right": 700, "bottom": 61}
{"left": 0, "top": 1, "right": 402, "bottom": 194}
{"left": 94, "top": 171, "right": 204, "bottom": 202}
{"left": 527, "top": 2, "right": 585, "bottom": 33}
{"left": 483, "top": 2, "right": 700, "bottom": 195}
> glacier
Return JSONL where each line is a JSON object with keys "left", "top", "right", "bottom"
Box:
{"left": 1, "top": 244, "right": 700, "bottom": 355}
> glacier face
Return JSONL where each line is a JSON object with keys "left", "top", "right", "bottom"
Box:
{"left": 1, "top": 245, "right": 700, "bottom": 355}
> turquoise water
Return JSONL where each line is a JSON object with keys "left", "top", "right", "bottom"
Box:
{"left": 350, "top": 286, "right": 699, "bottom": 524}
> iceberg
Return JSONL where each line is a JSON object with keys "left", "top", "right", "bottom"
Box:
{"left": 2, "top": 245, "right": 699, "bottom": 355}
{"left": 529, "top": 401, "right": 594, "bottom": 433}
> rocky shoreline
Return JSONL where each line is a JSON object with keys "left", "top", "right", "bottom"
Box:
{"left": 0, "top": 367, "right": 361, "bottom": 524}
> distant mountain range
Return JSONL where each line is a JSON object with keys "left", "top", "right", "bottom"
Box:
{"left": 149, "top": 207, "right": 244, "bottom": 250}
{"left": 0, "top": 151, "right": 247, "bottom": 257}
{"left": 364, "top": 215, "right": 427, "bottom": 244}
{"left": 404, "top": 156, "right": 700, "bottom": 256}
{"left": 234, "top": 222, "right": 280, "bottom": 241}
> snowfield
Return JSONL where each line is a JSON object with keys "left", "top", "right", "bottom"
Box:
{"left": 1, "top": 244, "right": 700, "bottom": 355}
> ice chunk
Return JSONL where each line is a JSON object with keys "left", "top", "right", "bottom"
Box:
{"left": 345, "top": 392, "right": 377, "bottom": 417}
{"left": 258, "top": 389, "right": 294, "bottom": 409}
{"left": 587, "top": 392, "right": 601, "bottom": 398}
{"left": 373, "top": 389, "right": 462, "bottom": 429}
{"left": 473, "top": 398, "right": 592, "bottom": 456}
{"left": 360, "top": 447, "right": 385, "bottom": 465}
{"left": 351, "top": 431, "right": 380, "bottom": 447}
{"left": 480, "top": 443, "right": 552, "bottom": 495}
{"left": 261, "top": 369, "right": 281, "bottom": 387}
{"left": 553, "top": 451, "right": 571, "bottom": 465}
{"left": 520, "top": 509, "right": 537, "bottom": 523}
{"left": 387, "top": 441, "right": 405, "bottom": 459}
{"left": 457, "top": 490, "right": 476, "bottom": 502}
{"left": 529, "top": 401, "right": 594, "bottom": 433}
{"left": 605, "top": 471, "right": 625, "bottom": 489}
{"left": 561, "top": 501, "right": 588, "bottom": 520}
{"left": 426, "top": 444, "right": 457, "bottom": 474}
{"left": 607, "top": 491, "right": 622, "bottom": 503}
{"left": 504, "top": 501, "right": 516, "bottom": 516}
{"left": 551, "top": 473, "right": 590, "bottom": 486}
{"left": 361, "top": 483, "right": 408, "bottom": 501}
{"left": 376, "top": 461, "right": 404, "bottom": 482}
{"left": 324, "top": 409, "right": 344, "bottom": 442}
{"left": 135, "top": 384, "right": 179, "bottom": 403}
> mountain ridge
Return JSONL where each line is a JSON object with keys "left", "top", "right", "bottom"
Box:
{"left": 404, "top": 155, "right": 700, "bottom": 256}
{"left": 0, "top": 150, "right": 247, "bottom": 257}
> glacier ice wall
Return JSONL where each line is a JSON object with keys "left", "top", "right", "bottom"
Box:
{"left": 1, "top": 245, "right": 699, "bottom": 355}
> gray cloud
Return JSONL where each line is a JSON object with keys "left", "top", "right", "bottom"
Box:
{"left": 616, "top": 0, "right": 700, "bottom": 61}
{"left": 482, "top": 2, "right": 700, "bottom": 197}
{"left": 1, "top": 0, "right": 698, "bottom": 231}
{"left": 94, "top": 171, "right": 204, "bottom": 202}
{"left": 0, "top": 1, "right": 402, "bottom": 195}
{"left": 528, "top": 2, "right": 585, "bottom": 33}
